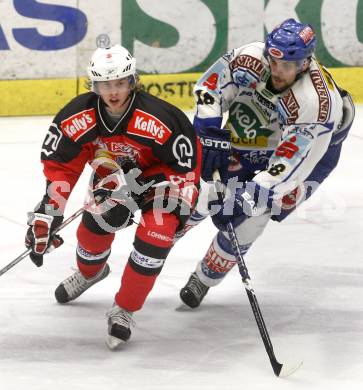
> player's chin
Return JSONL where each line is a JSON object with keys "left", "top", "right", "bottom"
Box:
{"left": 272, "top": 81, "right": 287, "bottom": 92}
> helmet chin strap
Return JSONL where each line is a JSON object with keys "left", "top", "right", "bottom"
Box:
{"left": 121, "top": 89, "right": 134, "bottom": 106}
{"left": 114, "top": 74, "right": 137, "bottom": 107}
{"left": 118, "top": 76, "right": 137, "bottom": 108}
{"left": 296, "top": 58, "right": 308, "bottom": 73}
{"left": 295, "top": 58, "right": 312, "bottom": 82}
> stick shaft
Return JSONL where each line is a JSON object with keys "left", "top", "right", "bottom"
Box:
{"left": 213, "top": 171, "right": 282, "bottom": 376}
{"left": 0, "top": 202, "right": 93, "bottom": 277}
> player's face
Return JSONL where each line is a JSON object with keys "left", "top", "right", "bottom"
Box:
{"left": 96, "top": 78, "right": 132, "bottom": 114}
{"left": 268, "top": 57, "right": 298, "bottom": 92}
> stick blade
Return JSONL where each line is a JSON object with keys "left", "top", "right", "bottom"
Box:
{"left": 277, "top": 360, "right": 303, "bottom": 378}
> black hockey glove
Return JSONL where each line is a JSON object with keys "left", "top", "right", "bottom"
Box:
{"left": 25, "top": 211, "right": 64, "bottom": 267}
{"left": 92, "top": 168, "right": 154, "bottom": 209}
{"left": 92, "top": 171, "right": 128, "bottom": 204}
{"left": 91, "top": 156, "right": 153, "bottom": 205}
{"left": 198, "top": 127, "right": 231, "bottom": 183}
{"left": 210, "top": 181, "right": 273, "bottom": 231}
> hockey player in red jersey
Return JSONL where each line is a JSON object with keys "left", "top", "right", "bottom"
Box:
{"left": 25, "top": 44, "right": 201, "bottom": 349}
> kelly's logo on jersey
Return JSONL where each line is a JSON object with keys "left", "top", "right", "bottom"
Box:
{"left": 127, "top": 109, "right": 172, "bottom": 145}
{"left": 61, "top": 109, "right": 97, "bottom": 141}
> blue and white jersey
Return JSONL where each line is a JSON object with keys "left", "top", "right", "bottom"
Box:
{"left": 193, "top": 42, "right": 345, "bottom": 198}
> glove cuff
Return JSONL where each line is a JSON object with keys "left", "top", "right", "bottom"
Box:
{"left": 236, "top": 182, "right": 274, "bottom": 217}
{"left": 199, "top": 126, "right": 231, "bottom": 142}
{"left": 27, "top": 210, "right": 64, "bottom": 231}
{"left": 27, "top": 212, "right": 54, "bottom": 227}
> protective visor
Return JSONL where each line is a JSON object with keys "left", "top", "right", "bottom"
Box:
{"left": 92, "top": 75, "right": 136, "bottom": 95}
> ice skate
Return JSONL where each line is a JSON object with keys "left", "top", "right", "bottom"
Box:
{"left": 106, "top": 304, "right": 134, "bottom": 350}
{"left": 180, "top": 272, "right": 209, "bottom": 308}
{"left": 55, "top": 264, "right": 110, "bottom": 303}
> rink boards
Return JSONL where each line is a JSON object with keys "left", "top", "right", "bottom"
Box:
{"left": 1, "top": 68, "right": 363, "bottom": 116}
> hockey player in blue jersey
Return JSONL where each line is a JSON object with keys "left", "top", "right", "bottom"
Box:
{"left": 178, "top": 18, "right": 355, "bottom": 308}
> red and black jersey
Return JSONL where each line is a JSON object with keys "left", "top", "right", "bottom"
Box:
{"left": 40, "top": 90, "right": 201, "bottom": 212}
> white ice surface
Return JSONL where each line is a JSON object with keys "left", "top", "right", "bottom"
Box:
{"left": 0, "top": 108, "right": 362, "bottom": 390}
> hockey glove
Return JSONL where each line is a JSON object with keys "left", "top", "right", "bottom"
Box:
{"left": 92, "top": 167, "right": 154, "bottom": 208}
{"left": 92, "top": 171, "right": 128, "bottom": 204}
{"left": 25, "top": 212, "right": 64, "bottom": 267}
{"left": 210, "top": 182, "right": 273, "bottom": 231}
{"left": 198, "top": 127, "right": 231, "bottom": 183}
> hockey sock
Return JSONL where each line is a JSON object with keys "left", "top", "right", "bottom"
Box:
{"left": 115, "top": 262, "right": 158, "bottom": 311}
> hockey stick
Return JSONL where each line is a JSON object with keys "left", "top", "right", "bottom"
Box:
{"left": 0, "top": 176, "right": 160, "bottom": 277}
{"left": 0, "top": 202, "right": 93, "bottom": 277}
{"left": 213, "top": 171, "right": 302, "bottom": 377}
{"left": 0, "top": 160, "right": 155, "bottom": 277}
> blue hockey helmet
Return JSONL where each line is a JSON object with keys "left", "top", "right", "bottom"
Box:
{"left": 264, "top": 19, "right": 316, "bottom": 62}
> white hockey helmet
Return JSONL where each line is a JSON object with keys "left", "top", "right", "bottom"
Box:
{"left": 87, "top": 44, "right": 136, "bottom": 82}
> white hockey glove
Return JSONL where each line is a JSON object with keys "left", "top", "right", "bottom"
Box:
{"left": 25, "top": 212, "right": 64, "bottom": 267}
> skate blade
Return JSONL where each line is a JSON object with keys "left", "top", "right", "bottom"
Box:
{"left": 105, "top": 335, "right": 127, "bottom": 351}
